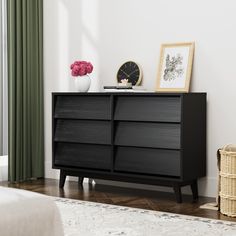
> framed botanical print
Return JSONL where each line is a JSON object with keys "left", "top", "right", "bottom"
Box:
{"left": 156, "top": 42, "right": 194, "bottom": 92}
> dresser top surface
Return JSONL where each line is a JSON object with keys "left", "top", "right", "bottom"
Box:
{"left": 52, "top": 92, "right": 206, "bottom": 96}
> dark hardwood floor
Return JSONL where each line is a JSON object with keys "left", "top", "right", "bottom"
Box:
{"left": 1, "top": 178, "right": 235, "bottom": 222}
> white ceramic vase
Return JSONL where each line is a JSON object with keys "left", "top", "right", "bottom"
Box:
{"left": 76, "top": 75, "right": 91, "bottom": 92}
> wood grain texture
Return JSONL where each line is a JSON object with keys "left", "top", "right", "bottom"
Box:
{"left": 54, "top": 95, "right": 111, "bottom": 120}
{"left": 115, "top": 122, "right": 181, "bottom": 149}
{"left": 115, "top": 146, "right": 180, "bottom": 176}
{"left": 115, "top": 96, "right": 181, "bottom": 122}
{"left": 54, "top": 120, "right": 111, "bottom": 145}
{"left": 55, "top": 143, "right": 111, "bottom": 170}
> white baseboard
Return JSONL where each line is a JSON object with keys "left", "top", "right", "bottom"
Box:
{"left": 44, "top": 161, "right": 90, "bottom": 183}
{"left": 198, "top": 177, "right": 218, "bottom": 198}
{"left": 0, "top": 155, "right": 8, "bottom": 181}
{"left": 44, "top": 161, "right": 60, "bottom": 179}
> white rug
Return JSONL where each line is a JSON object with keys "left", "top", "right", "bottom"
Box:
{"left": 54, "top": 198, "right": 236, "bottom": 236}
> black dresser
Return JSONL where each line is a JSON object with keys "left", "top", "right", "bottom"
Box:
{"left": 52, "top": 92, "right": 206, "bottom": 203}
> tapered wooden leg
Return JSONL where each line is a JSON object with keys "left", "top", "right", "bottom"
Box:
{"left": 173, "top": 184, "right": 182, "bottom": 203}
{"left": 191, "top": 180, "right": 199, "bottom": 202}
{"left": 59, "top": 170, "right": 66, "bottom": 188}
{"left": 78, "top": 177, "right": 84, "bottom": 186}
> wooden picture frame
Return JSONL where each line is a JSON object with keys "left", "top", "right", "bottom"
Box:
{"left": 156, "top": 42, "right": 194, "bottom": 92}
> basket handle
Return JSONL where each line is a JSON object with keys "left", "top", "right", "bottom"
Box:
{"left": 222, "top": 143, "right": 234, "bottom": 151}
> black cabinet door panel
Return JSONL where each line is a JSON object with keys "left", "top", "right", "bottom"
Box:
{"left": 55, "top": 120, "right": 111, "bottom": 144}
{"left": 115, "top": 146, "right": 180, "bottom": 176}
{"left": 55, "top": 143, "right": 111, "bottom": 170}
{"left": 114, "top": 96, "right": 181, "bottom": 122}
{"left": 54, "top": 95, "right": 111, "bottom": 120}
{"left": 115, "top": 122, "right": 181, "bottom": 149}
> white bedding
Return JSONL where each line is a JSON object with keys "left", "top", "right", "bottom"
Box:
{"left": 0, "top": 187, "right": 64, "bottom": 236}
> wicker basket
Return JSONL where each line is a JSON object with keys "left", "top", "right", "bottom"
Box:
{"left": 219, "top": 144, "right": 236, "bottom": 217}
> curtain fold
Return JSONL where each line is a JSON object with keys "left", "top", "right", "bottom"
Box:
{"left": 7, "top": 0, "right": 44, "bottom": 182}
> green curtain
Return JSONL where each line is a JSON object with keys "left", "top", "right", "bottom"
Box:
{"left": 7, "top": 0, "right": 44, "bottom": 182}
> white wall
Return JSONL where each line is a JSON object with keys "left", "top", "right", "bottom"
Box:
{"left": 0, "top": 0, "right": 3, "bottom": 155}
{"left": 0, "top": 0, "right": 8, "bottom": 156}
{"left": 44, "top": 0, "right": 236, "bottom": 197}
{"left": 0, "top": 155, "right": 8, "bottom": 181}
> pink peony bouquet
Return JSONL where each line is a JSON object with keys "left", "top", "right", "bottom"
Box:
{"left": 70, "top": 61, "right": 93, "bottom": 77}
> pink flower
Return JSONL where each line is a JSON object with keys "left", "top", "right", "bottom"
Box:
{"left": 71, "top": 65, "right": 80, "bottom": 76}
{"left": 86, "top": 63, "right": 93, "bottom": 73}
{"left": 78, "top": 67, "right": 86, "bottom": 76}
{"left": 70, "top": 60, "right": 93, "bottom": 77}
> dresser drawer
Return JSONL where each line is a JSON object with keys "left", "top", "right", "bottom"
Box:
{"left": 54, "top": 95, "right": 111, "bottom": 120}
{"left": 115, "top": 122, "right": 181, "bottom": 149}
{"left": 55, "top": 143, "right": 111, "bottom": 170}
{"left": 114, "top": 96, "right": 181, "bottom": 122}
{"left": 55, "top": 120, "right": 111, "bottom": 145}
{"left": 115, "top": 147, "right": 181, "bottom": 177}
